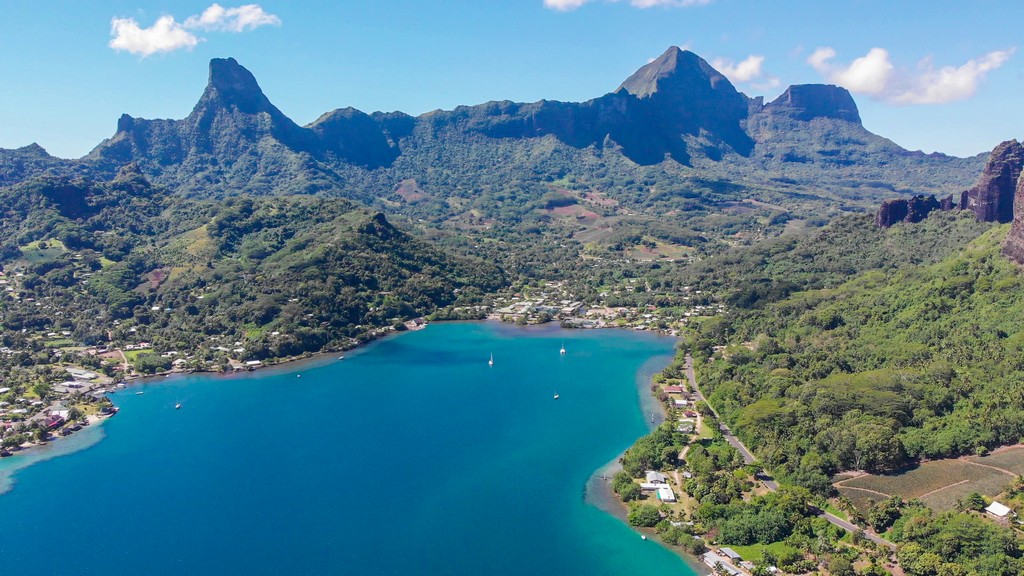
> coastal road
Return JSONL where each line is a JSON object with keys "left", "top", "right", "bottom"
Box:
{"left": 818, "top": 509, "right": 895, "bottom": 549}
{"left": 683, "top": 353, "right": 894, "bottom": 551}
{"left": 684, "top": 354, "right": 762, "bottom": 470}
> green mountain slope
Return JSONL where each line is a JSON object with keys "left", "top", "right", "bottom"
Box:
{"left": 690, "top": 218, "right": 1024, "bottom": 491}
{"left": 0, "top": 172, "right": 505, "bottom": 368}
{"left": 3, "top": 51, "right": 984, "bottom": 227}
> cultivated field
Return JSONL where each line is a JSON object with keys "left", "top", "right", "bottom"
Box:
{"left": 835, "top": 446, "right": 1024, "bottom": 513}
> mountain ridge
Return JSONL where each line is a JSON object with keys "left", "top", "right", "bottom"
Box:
{"left": 3, "top": 48, "right": 985, "bottom": 211}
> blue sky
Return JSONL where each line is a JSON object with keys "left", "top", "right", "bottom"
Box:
{"left": 1, "top": 1, "right": 1022, "bottom": 159}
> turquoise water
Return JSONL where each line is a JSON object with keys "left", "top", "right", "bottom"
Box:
{"left": 0, "top": 322, "right": 697, "bottom": 576}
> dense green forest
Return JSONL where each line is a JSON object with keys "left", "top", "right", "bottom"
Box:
{"left": 689, "top": 220, "right": 1024, "bottom": 493}
{"left": 0, "top": 170, "right": 505, "bottom": 371}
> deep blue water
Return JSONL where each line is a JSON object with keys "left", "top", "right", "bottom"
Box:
{"left": 0, "top": 322, "right": 697, "bottom": 576}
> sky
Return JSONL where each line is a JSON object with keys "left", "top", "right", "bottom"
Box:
{"left": 1, "top": 1, "right": 1022, "bottom": 159}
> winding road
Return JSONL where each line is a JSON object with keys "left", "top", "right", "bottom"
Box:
{"left": 684, "top": 353, "right": 895, "bottom": 551}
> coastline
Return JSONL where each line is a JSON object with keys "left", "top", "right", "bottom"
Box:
{"left": 2, "top": 320, "right": 684, "bottom": 513}
{"left": 584, "top": 344, "right": 711, "bottom": 576}
{"left": 0, "top": 413, "right": 110, "bottom": 495}
{"left": 0, "top": 319, "right": 562, "bottom": 485}
{"left": 2, "top": 318, "right": 676, "bottom": 474}
{"left": 10, "top": 315, "right": 681, "bottom": 463}
{"left": 0, "top": 327, "right": 406, "bottom": 471}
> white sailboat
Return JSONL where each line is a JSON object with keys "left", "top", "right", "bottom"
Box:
{"left": 560, "top": 341, "right": 566, "bottom": 355}
{"left": 488, "top": 353, "right": 494, "bottom": 367}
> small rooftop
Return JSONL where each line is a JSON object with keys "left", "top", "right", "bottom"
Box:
{"left": 986, "top": 502, "right": 1013, "bottom": 518}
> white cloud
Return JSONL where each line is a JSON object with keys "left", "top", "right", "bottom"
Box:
{"left": 711, "top": 54, "right": 780, "bottom": 90}
{"left": 892, "top": 49, "right": 1015, "bottom": 104}
{"left": 184, "top": 3, "right": 281, "bottom": 32}
{"left": 109, "top": 4, "right": 280, "bottom": 57}
{"left": 807, "top": 47, "right": 836, "bottom": 72}
{"left": 544, "top": 0, "right": 711, "bottom": 11}
{"left": 544, "top": 0, "right": 591, "bottom": 10}
{"left": 808, "top": 46, "right": 1013, "bottom": 105}
{"left": 712, "top": 55, "right": 764, "bottom": 83}
{"left": 109, "top": 15, "right": 199, "bottom": 57}
{"left": 831, "top": 48, "right": 893, "bottom": 95}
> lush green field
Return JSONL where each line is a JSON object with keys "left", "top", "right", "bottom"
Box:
{"left": 725, "top": 541, "right": 800, "bottom": 565}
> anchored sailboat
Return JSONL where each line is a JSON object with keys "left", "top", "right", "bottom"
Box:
{"left": 560, "top": 341, "right": 566, "bottom": 355}
{"left": 488, "top": 353, "right": 493, "bottom": 367}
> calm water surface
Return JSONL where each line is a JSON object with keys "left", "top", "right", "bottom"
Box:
{"left": 0, "top": 322, "right": 697, "bottom": 576}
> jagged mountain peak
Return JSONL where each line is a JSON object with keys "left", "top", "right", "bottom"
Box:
{"left": 617, "top": 46, "right": 734, "bottom": 99}
{"left": 763, "top": 84, "right": 862, "bottom": 124}
{"left": 193, "top": 57, "right": 276, "bottom": 116}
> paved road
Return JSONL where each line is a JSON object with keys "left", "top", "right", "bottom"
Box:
{"left": 685, "top": 354, "right": 759, "bottom": 467}
{"left": 683, "top": 353, "right": 894, "bottom": 551}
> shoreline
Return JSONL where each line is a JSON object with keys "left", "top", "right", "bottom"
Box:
{"left": 3, "top": 319, "right": 708, "bottom": 571}
{"left": 0, "top": 328, "right": 403, "bottom": 467}
{"left": 2, "top": 319, "right": 664, "bottom": 484}
{"left": 583, "top": 345, "right": 711, "bottom": 576}
{"left": 0, "top": 413, "right": 112, "bottom": 495}
{"left": 6, "top": 317, "right": 712, "bottom": 572}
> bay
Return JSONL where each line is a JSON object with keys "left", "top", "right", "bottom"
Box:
{"left": 0, "top": 322, "right": 697, "bottom": 576}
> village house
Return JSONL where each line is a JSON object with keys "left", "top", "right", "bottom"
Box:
{"left": 986, "top": 501, "right": 1014, "bottom": 520}
{"left": 701, "top": 552, "right": 742, "bottom": 575}
{"left": 645, "top": 471, "right": 668, "bottom": 484}
{"left": 655, "top": 485, "right": 676, "bottom": 502}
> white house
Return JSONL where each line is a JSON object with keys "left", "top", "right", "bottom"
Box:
{"left": 986, "top": 501, "right": 1013, "bottom": 519}
{"left": 656, "top": 486, "right": 676, "bottom": 503}
{"left": 645, "top": 471, "right": 668, "bottom": 484}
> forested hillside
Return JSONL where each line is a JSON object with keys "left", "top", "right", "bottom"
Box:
{"left": 0, "top": 170, "right": 505, "bottom": 370}
{"left": 689, "top": 220, "right": 1024, "bottom": 492}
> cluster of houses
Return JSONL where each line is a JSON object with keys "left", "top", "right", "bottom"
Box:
{"left": 661, "top": 384, "right": 700, "bottom": 433}
{"left": 490, "top": 280, "right": 725, "bottom": 334}
{"left": 491, "top": 284, "right": 583, "bottom": 321}
{"left": 701, "top": 547, "right": 770, "bottom": 576}
{"left": 0, "top": 366, "right": 115, "bottom": 452}
{"left": 637, "top": 467, "right": 776, "bottom": 575}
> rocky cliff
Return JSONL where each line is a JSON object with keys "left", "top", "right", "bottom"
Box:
{"left": 761, "top": 84, "right": 861, "bottom": 124}
{"left": 875, "top": 195, "right": 946, "bottom": 227}
{"left": 961, "top": 140, "right": 1023, "bottom": 223}
{"left": 877, "top": 140, "right": 1022, "bottom": 228}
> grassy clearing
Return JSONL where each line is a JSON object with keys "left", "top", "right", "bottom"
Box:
{"left": 20, "top": 239, "right": 68, "bottom": 263}
{"left": 697, "top": 419, "right": 716, "bottom": 439}
{"left": 123, "top": 348, "right": 154, "bottom": 362}
{"left": 840, "top": 461, "right": 979, "bottom": 498}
